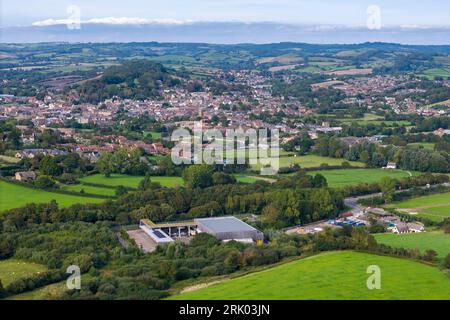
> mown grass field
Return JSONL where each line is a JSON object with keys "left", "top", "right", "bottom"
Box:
{"left": 251, "top": 155, "right": 364, "bottom": 170}
{"left": 386, "top": 192, "right": 450, "bottom": 222}
{"left": 308, "top": 169, "right": 414, "bottom": 188}
{"left": 0, "top": 180, "right": 105, "bottom": 212}
{"left": 79, "top": 174, "right": 184, "bottom": 188}
{"left": 374, "top": 231, "right": 450, "bottom": 260}
{"left": 0, "top": 259, "right": 47, "bottom": 286}
{"left": 170, "top": 252, "right": 450, "bottom": 300}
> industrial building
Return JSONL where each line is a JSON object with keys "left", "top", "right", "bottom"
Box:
{"left": 195, "top": 216, "right": 264, "bottom": 245}
{"left": 139, "top": 216, "right": 263, "bottom": 245}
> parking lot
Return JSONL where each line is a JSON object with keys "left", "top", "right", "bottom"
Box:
{"left": 127, "top": 229, "right": 158, "bottom": 253}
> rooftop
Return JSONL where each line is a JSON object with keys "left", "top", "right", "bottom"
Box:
{"left": 195, "top": 216, "right": 257, "bottom": 233}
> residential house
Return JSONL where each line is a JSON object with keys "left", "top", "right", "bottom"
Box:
{"left": 15, "top": 171, "right": 37, "bottom": 182}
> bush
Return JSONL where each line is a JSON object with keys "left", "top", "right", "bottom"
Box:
{"left": 443, "top": 253, "right": 450, "bottom": 269}
{"left": 175, "top": 267, "right": 193, "bottom": 280}
{"left": 35, "top": 175, "right": 57, "bottom": 189}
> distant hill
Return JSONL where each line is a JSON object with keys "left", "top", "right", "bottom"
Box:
{"left": 74, "top": 60, "right": 179, "bottom": 103}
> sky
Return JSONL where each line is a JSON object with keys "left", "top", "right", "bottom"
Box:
{"left": 2, "top": 0, "right": 450, "bottom": 27}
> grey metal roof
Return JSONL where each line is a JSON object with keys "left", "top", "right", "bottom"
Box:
{"left": 195, "top": 216, "right": 257, "bottom": 233}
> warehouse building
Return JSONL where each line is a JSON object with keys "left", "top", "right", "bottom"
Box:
{"left": 195, "top": 216, "right": 264, "bottom": 245}
{"left": 139, "top": 216, "right": 263, "bottom": 245}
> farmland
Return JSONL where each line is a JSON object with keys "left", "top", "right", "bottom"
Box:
{"left": 170, "top": 251, "right": 450, "bottom": 300}
{"left": 0, "top": 180, "right": 105, "bottom": 212}
{"left": 61, "top": 184, "right": 117, "bottom": 197}
{"left": 233, "top": 174, "right": 276, "bottom": 184}
{"left": 386, "top": 192, "right": 450, "bottom": 222}
{"left": 420, "top": 68, "right": 450, "bottom": 80}
{"left": 408, "top": 143, "right": 435, "bottom": 150}
{"left": 374, "top": 231, "right": 450, "bottom": 260}
{"left": 307, "top": 169, "right": 414, "bottom": 188}
{"left": 251, "top": 154, "right": 365, "bottom": 170}
{"left": 79, "top": 174, "right": 184, "bottom": 188}
{"left": 0, "top": 259, "right": 47, "bottom": 286}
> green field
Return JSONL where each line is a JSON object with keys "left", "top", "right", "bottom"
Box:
{"left": 7, "top": 281, "right": 67, "bottom": 300}
{"left": 0, "top": 155, "right": 21, "bottom": 164}
{"left": 0, "top": 259, "right": 47, "bottom": 286}
{"left": 61, "top": 184, "right": 117, "bottom": 197}
{"left": 420, "top": 68, "right": 450, "bottom": 80}
{"left": 308, "top": 169, "right": 414, "bottom": 188}
{"left": 233, "top": 174, "right": 276, "bottom": 184}
{"left": 0, "top": 180, "right": 105, "bottom": 212}
{"left": 171, "top": 252, "right": 450, "bottom": 300}
{"left": 143, "top": 130, "right": 162, "bottom": 139}
{"left": 252, "top": 155, "right": 364, "bottom": 170}
{"left": 375, "top": 231, "right": 450, "bottom": 260}
{"left": 79, "top": 174, "right": 184, "bottom": 188}
{"left": 386, "top": 192, "right": 450, "bottom": 222}
{"left": 408, "top": 143, "right": 435, "bottom": 150}
{"left": 6, "top": 273, "right": 94, "bottom": 300}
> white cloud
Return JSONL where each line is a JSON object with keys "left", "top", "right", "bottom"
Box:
{"left": 32, "top": 17, "right": 193, "bottom": 27}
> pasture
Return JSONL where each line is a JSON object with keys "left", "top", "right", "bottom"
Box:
{"left": 374, "top": 231, "right": 450, "bottom": 260}
{"left": 233, "top": 174, "right": 276, "bottom": 184}
{"left": 170, "top": 251, "right": 450, "bottom": 300}
{"left": 0, "top": 259, "right": 47, "bottom": 286}
{"left": 0, "top": 155, "right": 21, "bottom": 164}
{"left": 79, "top": 174, "right": 184, "bottom": 188}
{"left": 0, "top": 180, "right": 104, "bottom": 212}
{"left": 62, "top": 184, "right": 117, "bottom": 197}
{"left": 420, "top": 68, "right": 450, "bottom": 80}
{"left": 308, "top": 169, "right": 414, "bottom": 188}
{"left": 251, "top": 154, "right": 365, "bottom": 170}
{"left": 386, "top": 192, "right": 450, "bottom": 222}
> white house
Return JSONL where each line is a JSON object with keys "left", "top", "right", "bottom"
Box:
{"left": 384, "top": 162, "right": 397, "bottom": 170}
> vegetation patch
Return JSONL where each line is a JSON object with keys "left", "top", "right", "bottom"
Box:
{"left": 0, "top": 259, "right": 48, "bottom": 286}
{"left": 386, "top": 192, "right": 450, "bottom": 222}
{"left": 79, "top": 174, "right": 183, "bottom": 189}
{"left": 251, "top": 155, "right": 364, "bottom": 170}
{"left": 170, "top": 251, "right": 450, "bottom": 300}
{"left": 0, "top": 180, "right": 104, "bottom": 212}
{"left": 374, "top": 231, "right": 450, "bottom": 260}
{"left": 308, "top": 169, "right": 414, "bottom": 188}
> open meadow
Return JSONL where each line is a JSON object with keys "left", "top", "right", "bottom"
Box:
{"left": 170, "top": 251, "right": 450, "bottom": 300}
{"left": 0, "top": 180, "right": 104, "bottom": 212}
{"left": 251, "top": 154, "right": 364, "bottom": 170}
{"left": 79, "top": 174, "right": 184, "bottom": 188}
{"left": 307, "top": 169, "right": 414, "bottom": 188}
{"left": 0, "top": 259, "right": 48, "bottom": 286}
{"left": 374, "top": 231, "right": 450, "bottom": 260}
{"left": 386, "top": 192, "right": 450, "bottom": 222}
{"left": 61, "top": 184, "right": 117, "bottom": 197}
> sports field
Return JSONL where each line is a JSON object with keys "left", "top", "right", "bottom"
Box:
{"left": 386, "top": 192, "right": 450, "bottom": 222}
{"left": 0, "top": 259, "right": 48, "bottom": 286}
{"left": 374, "top": 231, "right": 450, "bottom": 260}
{"left": 308, "top": 169, "right": 414, "bottom": 188}
{"left": 0, "top": 180, "right": 104, "bottom": 212}
{"left": 170, "top": 252, "right": 450, "bottom": 300}
{"left": 79, "top": 174, "right": 184, "bottom": 188}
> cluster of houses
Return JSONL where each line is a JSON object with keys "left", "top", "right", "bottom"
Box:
{"left": 365, "top": 207, "right": 425, "bottom": 234}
